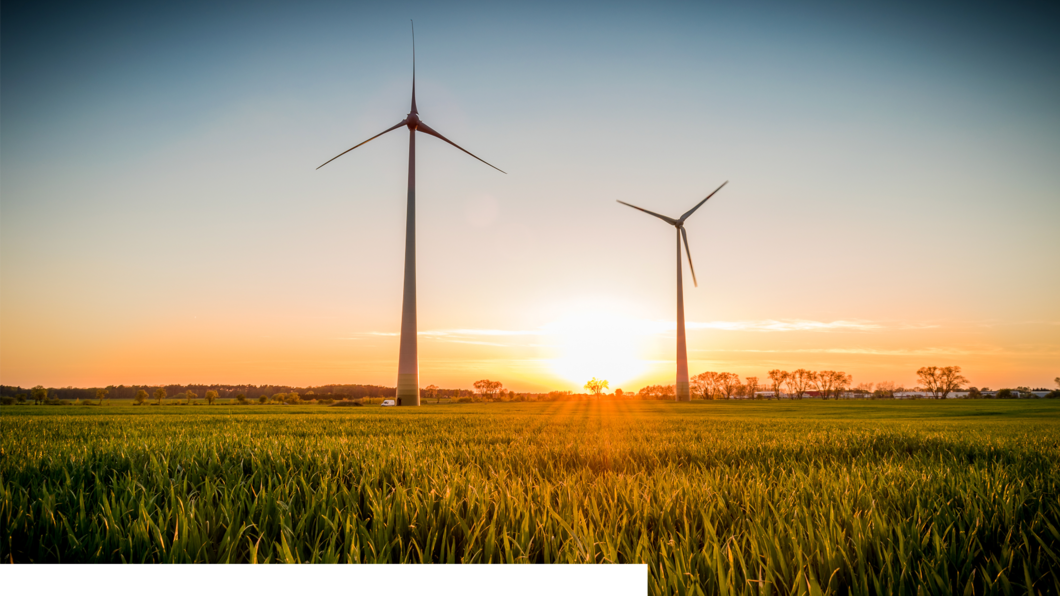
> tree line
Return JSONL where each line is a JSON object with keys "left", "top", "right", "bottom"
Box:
{"left": 3, "top": 368, "right": 1058, "bottom": 406}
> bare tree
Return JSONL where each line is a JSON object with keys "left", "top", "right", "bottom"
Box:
{"left": 693, "top": 371, "right": 720, "bottom": 400}
{"left": 786, "top": 369, "right": 814, "bottom": 400}
{"left": 767, "top": 370, "right": 788, "bottom": 399}
{"left": 813, "top": 371, "right": 852, "bottom": 399}
{"left": 833, "top": 372, "right": 852, "bottom": 399}
{"left": 917, "top": 366, "right": 969, "bottom": 399}
{"left": 745, "top": 376, "right": 760, "bottom": 399}
{"left": 873, "top": 381, "right": 896, "bottom": 399}
{"left": 812, "top": 370, "right": 831, "bottom": 399}
{"left": 425, "top": 384, "right": 440, "bottom": 404}
{"left": 186, "top": 389, "right": 197, "bottom": 405}
{"left": 637, "top": 385, "right": 675, "bottom": 400}
{"left": 96, "top": 388, "right": 109, "bottom": 406}
{"left": 718, "top": 373, "right": 741, "bottom": 399}
{"left": 473, "top": 379, "right": 504, "bottom": 401}
{"left": 856, "top": 382, "right": 874, "bottom": 398}
{"left": 584, "top": 378, "right": 609, "bottom": 397}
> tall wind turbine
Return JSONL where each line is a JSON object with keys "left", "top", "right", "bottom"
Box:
{"left": 617, "top": 181, "right": 727, "bottom": 401}
{"left": 317, "top": 23, "right": 505, "bottom": 406}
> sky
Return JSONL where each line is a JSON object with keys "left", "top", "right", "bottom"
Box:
{"left": 2, "top": 0, "right": 1058, "bottom": 392}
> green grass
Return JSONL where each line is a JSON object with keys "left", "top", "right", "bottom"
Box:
{"left": 2, "top": 400, "right": 1059, "bottom": 595}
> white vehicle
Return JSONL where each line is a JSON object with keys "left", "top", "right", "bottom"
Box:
{"left": 380, "top": 399, "right": 396, "bottom": 407}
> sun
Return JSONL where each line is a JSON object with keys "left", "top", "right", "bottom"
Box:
{"left": 542, "top": 312, "right": 654, "bottom": 390}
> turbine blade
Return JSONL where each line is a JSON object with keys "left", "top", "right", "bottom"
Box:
{"left": 410, "top": 20, "right": 417, "bottom": 114}
{"left": 681, "top": 227, "right": 697, "bottom": 287}
{"left": 316, "top": 120, "right": 408, "bottom": 170}
{"left": 416, "top": 121, "right": 506, "bottom": 174}
{"left": 679, "top": 181, "right": 728, "bottom": 223}
{"left": 616, "top": 201, "right": 678, "bottom": 225}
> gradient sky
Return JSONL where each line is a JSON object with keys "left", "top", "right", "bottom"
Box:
{"left": 3, "top": 0, "right": 1058, "bottom": 392}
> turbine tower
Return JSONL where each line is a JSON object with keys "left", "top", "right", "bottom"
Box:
{"left": 317, "top": 23, "right": 505, "bottom": 406}
{"left": 617, "top": 181, "right": 727, "bottom": 401}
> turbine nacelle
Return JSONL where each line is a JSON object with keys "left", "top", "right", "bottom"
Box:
{"left": 315, "top": 22, "right": 505, "bottom": 174}
{"left": 615, "top": 181, "right": 728, "bottom": 288}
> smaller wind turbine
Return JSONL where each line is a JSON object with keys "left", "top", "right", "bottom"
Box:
{"left": 617, "top": 181, "right": 728, "bottom": 401}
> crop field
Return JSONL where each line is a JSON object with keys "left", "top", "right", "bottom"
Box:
{"left": 2, "top": 400, "right": 1059, "bottom": 594}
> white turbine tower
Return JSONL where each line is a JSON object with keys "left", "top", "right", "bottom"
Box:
{"left": 617, "top": 181, "right": 727, "bottom": 401}
{"left": 317, "top": 23, "right": 505, "bottom": 406}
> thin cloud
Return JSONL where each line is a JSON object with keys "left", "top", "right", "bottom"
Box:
{"left": 684, "top": 319, "right": 883, "bottom": 332}
{"left": 419, "top": 329, "right": 542, "bottom": 337}
{"left": 695, "top": 345, "right": 1060, "bottom": 357}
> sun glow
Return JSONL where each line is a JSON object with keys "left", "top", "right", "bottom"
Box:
{"left": 542, "top": 312, "right": 658, "bottom": 389}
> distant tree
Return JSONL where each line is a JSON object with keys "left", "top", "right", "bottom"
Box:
{"left": 814, "top": 371, "right": 852, "bottom": 400}
{"left": 745, "top": 376, "right": 760, "bottom": 400}
{"left": 584, "top": 378, "right": 609, "bottom": 397}
{"left": 614, "top": 388, "right": 624, "bottom": 398}
{"left": 966, "top": 387, "right": 982, "bottom": 399}
{"left": 856, "top": 382, "right": 874, "bottom": 398}
{"left": 996, "top": 388, "right": 1015, "bottom": 400}
{"left": 272, "top": 393, "right": 286, "bottom": 403}
{"left": 253, "top": 395, "right": 263, "bottom": 404}
{"left": 833, "top": 372, "right": 852, "bottom": 399}
{"left": 917, "top": 366, "right": 968, "bottom": 399}
{"left": 473, "top": 380, "right": 504, "bottom": 401}
{"left": 717, "top": 373, "right": 741, "bottom": 399}
{"left": 425, "top": 384, "right": 440, "bottom": 404}
{"left": 767, "top": 370, "right": 788, "bottom": 400}
{"left": 205, "top": 390, "right": 218, "bottom": 405}
{"left": 153, "top": 387, "right": 166, "bottom": 405}
{"left": 186, "top": 389, "right": 197, "bottom": 404}
{"left": 96, "top": 388, "right": 109, "bottom": 406}
{"left": 31, "top": 385, "right": 47, "bottom": 405}
{"left": 1055, "top": 376, "right": 1059, "bottom": 389}
{"left": 234, "top": 393, "right": 246, "bottom": 403}
{"left": 693, "top": 371, "right": 720, "bottom": 400}
{"left": 637, "top": 385, "right": 675, "bottom": 400}
{"left": 286, "top": 392, "right": 301, "bottom": 404}
{"left": 812, "top": 371, "right": 832, "bottom": 399}
{"left": 873, "top": 381, "right": 896, "bottom": 399}
{"left": 786, "top": 369, "right": 814, "bottom": 400}
{"left": 134, "top": 389, "right": 149, "bottom": 405}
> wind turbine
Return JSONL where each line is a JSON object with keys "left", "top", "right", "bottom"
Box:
{"left": 317, "top": 23, "right": 505, "bottom": 406}
{"left": 617, "top": 181, "right": 727, "bottom": 402}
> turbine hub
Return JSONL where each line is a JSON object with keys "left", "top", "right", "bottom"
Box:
{"left": 406, "top": 112, "right": 420, "bottom": 129}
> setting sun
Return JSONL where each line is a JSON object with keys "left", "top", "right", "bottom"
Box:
{"left": 542, "top": 312, "right": 655, "bottom": 388}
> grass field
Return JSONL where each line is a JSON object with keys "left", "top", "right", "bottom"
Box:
{"left": 2, "top": 400, "right": 1059, "bottom": 594}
